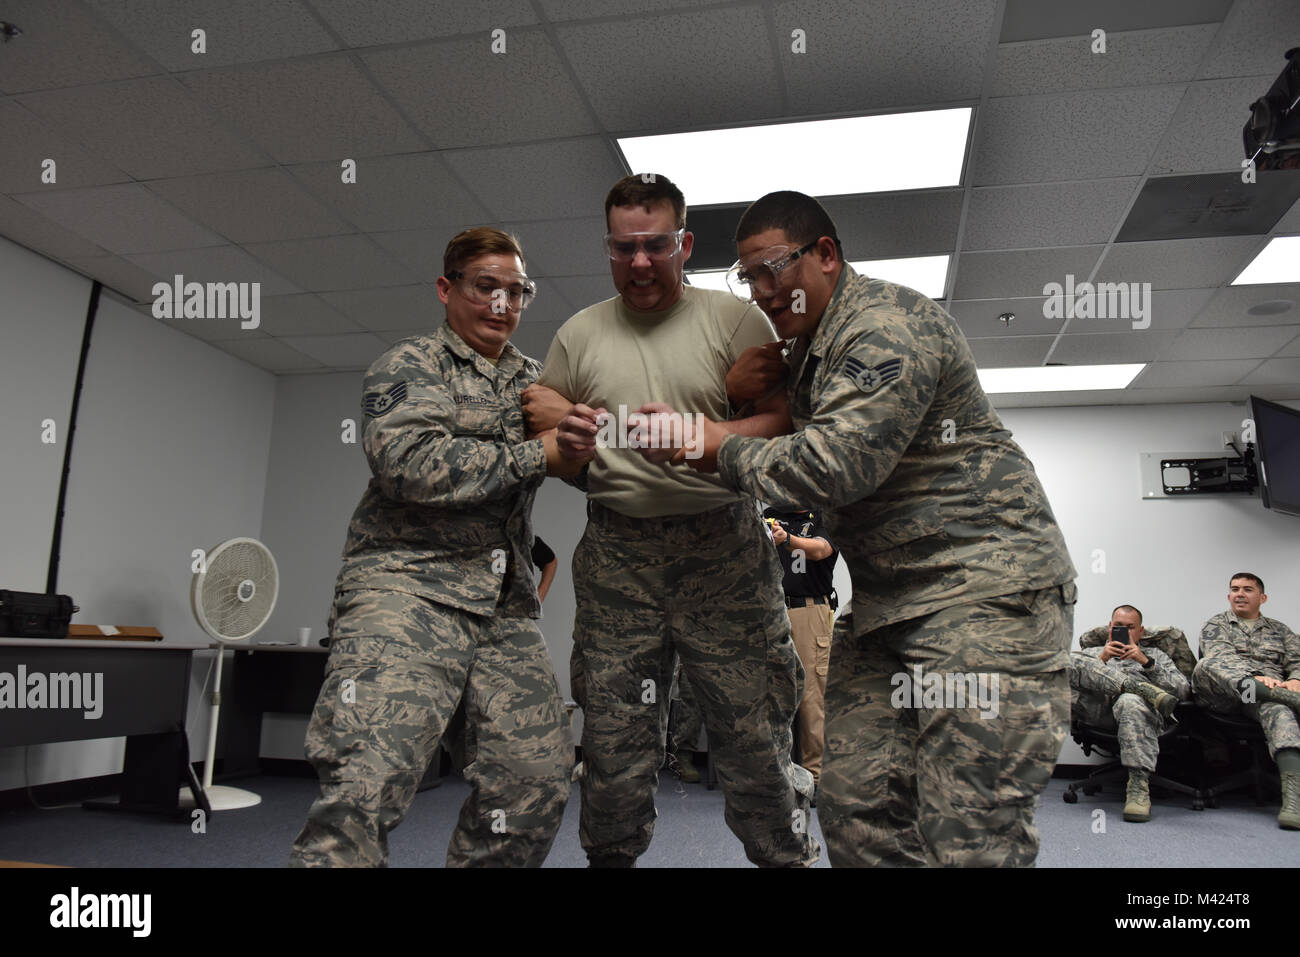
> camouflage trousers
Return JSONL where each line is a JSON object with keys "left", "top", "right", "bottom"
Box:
{"left": 1192, "top": 658, "right": 1300, "bottom": 760}
{"left": 1068, "top": 653, "right": 1164, "bottom": 771}
{"left": 289, "top": 588, "right": 572, "bottom": 868}
{"left": 820, "top": 584, "right": 1073, "bottom": 867}
{"left": 573, "top": 499, "right": 819, "bottom": 867}
{"left": 669, "top": 660, "right": 704, "bottom": 753}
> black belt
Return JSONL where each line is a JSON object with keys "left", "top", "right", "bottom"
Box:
{"left": 785, "top": 595, "right": 830, "bottom": 609}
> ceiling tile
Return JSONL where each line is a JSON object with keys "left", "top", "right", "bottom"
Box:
{"left": 550, "top": 274, "right": 618, "bottom": 313}
{"left": 1198, "top": 0, "right": 1300, "bottom": 79}
{"left": 823, "top": 191, "right": 964, "bottom": 259}
{"left": 966, "top": 335, "right": 1054, "bottom": 367}
{"left": 287, "top": 153, "right": 492, "bottom": 233}
{"left": 1279, "top": 333, "right": 1300, "bottom": 357}
{"left": 0, "top": 0, "right": 160, "bottom": 94}
{"left": 1239, "top": 356, "right": 1300, "bottom": 385}
{"left": 539, "top": 0, "right": 733, "bottom": 17}
{"left": 278, "top": 332, "right": 390, "bottom": 368}
{"left": 363, "top": 31, "right": 597, "bottom": 148}
{"left": 13, "top": 184, "right": 225, "bottom": 254}
{"left": 1151, "top": 75, "right": 1278, "bottom": 175}
{"left": 992, "top": 25, "right": 1217, "bottom": 97}
{"left": 318, "top": 285, "right": 439, "bottom": 331}
{"left": 949, "top": 297, "right": 1064, "bottom": 338}
{"left": 255, "top": 294, "right": 363, "bottom": 337}
{"left": 1048, "top": 329, "right": 1179, "bottom": 363}
{"left": 776, "top": 0, "right": 996, "bottom": 110}
{"left": 146, "top": 168, "right": 353, "bottom": 243}
{"left": 952, "top": 246, "right": 1104, "bottom": 299}
{"left": 124, "top": 245, "right": 302, "bottom": 296}
{"left": 505, "top": 218, "right": 608, "bottom": 277}
{"left": 1133, "top": 358, "right": 1262, "bottom": 387}
{"left": 62, "top": 254, "right": 165, "bottom": 303}
{"left": 181, "top": 57, "right": 427, "bottom": 164}
{"left": 1162, "top": 325, "right": 1298, "bottom": 360}
{"left": 0, "top": 195, "right": 110, "bottom": 261}
{"left": 148, "top": 312, "right": 269, "bottom": 343}
{"left": 209, "top": 337, "right": 325, "bottom": 373}
{"left": 971, "top": 87, "right": 1185, "bottom": 185}
{"left": 963, "top": 179, "right": 1138, "bottom": 250}
{"left": 442, "top": 139, "right": 625, "bottom": 222}
{"left": 245, "top": 235, "right": 418, "bottom": 291}
{"left": 368, "top": 228, "right": 464, "bottom": 281}
{"left": 85, "top": 0, "right": 339, "bottom": 71}
{"left": 1116, "top": 171, "right": 1300, "bottom": 242}
{"left": 1276, "top": 197, "right": 1300, "bottom": 234}
{"left": 0, "top": 101, "right": 132, "bottom": 192}
{"left": 1000, "top": 0, "right": 1229, "bottom": 42}
{"left": 555, "top": 8, "right": 781, "bottom": 130}
{"left": 1095, "top": 236, "right": 1263, "bottom": 289}
{"left": 312, "top": 0, "right": 539, "bottom": 45}
{"left": 18, "top": 77, "right": 270, "bottom": 179}
{"left": 1189, "top": 284, "right": 1300, "bottom": 327}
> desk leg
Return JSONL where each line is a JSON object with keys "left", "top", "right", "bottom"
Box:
{"left": 84, "top": 726, "right": 208, "bottom": 820}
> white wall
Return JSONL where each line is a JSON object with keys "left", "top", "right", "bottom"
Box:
{"left": 0, "top": 281, "right": 276, "bottom": 789}
{"left": 0, "top": 236, "right": 92, "bottom": 593}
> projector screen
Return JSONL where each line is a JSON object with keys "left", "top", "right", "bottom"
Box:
{"left": 0, "top": 236, "right": 95, "bottom": 592}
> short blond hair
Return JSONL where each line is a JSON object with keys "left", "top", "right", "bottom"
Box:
{"left": 442, "top": 227, "right": 525, "bottom": 277}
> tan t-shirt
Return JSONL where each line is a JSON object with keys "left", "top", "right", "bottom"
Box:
{"left": 539, "top": 285, "right": 778, "bottom": 518}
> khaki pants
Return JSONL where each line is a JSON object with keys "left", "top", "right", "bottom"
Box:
{"left": 788, "top": 598, "right": 834, "bottom": 783}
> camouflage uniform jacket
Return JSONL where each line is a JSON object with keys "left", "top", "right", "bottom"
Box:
{"left": 334, "top": 321, "right": 547, "bottom": 618}
{"left": 1198, "top": 611, "right": 1300, "bottom": 682}
{"left": 1079, "top": 625, "right": 1197, "bottom": 680}
{"left": 717, "top": 265, "right": 1076, "bottom": 639}
{"left": 1075, "top": 644, "right": 1190, "bottom": 700}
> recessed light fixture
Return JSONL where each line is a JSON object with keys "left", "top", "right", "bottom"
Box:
{"left": 618, "top": 108, "right": 972, "bottom": 207}
{"left": 850, "top": 256, "right": 950, "bottom": 300}
{"left": 1231, "top": 236, "right": 1300, "bottom": 285}
{"left": 977, "top": 364, "right": 1145, "bottom": 394}
{"left": 685, "top": 269, "right": 730, "bottom": 292}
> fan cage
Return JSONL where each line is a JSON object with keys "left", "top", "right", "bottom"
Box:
{"left": 191, "top": 538, "right": 279, "bottom": 642}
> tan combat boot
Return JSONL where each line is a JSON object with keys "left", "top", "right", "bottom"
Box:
{"left": 1123, "top": 769, "right": 1152, "bottom": 823}
{"left": 1279, "top": 772, "right": 1300, "bottom": 830}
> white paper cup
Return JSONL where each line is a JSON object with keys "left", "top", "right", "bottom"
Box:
{"left": 298, "top": 627, "right": 312, "bottom": 647}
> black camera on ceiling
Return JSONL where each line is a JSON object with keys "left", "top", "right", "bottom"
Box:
{"left": 1244, "top": 47, "right": 1300, "bottom": 171}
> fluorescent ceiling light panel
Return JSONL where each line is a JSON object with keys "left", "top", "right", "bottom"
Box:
{"left": 618, "top": 108, "right": 971, "bottom": 206}
{"left": 1231, "top": 236, "right": 1300, "bottom": 285}
{"left": 978, "top": 364, "right": 1145, "bottom": 394}
{"left": 851, "top": 256, "right": 949, "bottom": 300}
{"left": 685, "top": 269, "right": 731, "bottom": 292}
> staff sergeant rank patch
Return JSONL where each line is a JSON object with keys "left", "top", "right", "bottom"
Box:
{"left": 845, "top": 356, "right": 903, "bottom": 394}
{"left": 363, "top": 382, "right": 408, "bottom": 417}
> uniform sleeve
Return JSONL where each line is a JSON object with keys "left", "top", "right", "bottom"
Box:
{"left": 1164, "top": 632, "right": 1199, "bottom": 680}
{"left": 1145, "top": 648, "right": 1191, "bottom": 700}
{"left": 718, "top": 307, "right": 942, "bottom": 509}
{"left": 531, "top": 537, "right": 556, "bottom": 568}
{"left": 361, "top": 345, "right": 545, "bottom": 508}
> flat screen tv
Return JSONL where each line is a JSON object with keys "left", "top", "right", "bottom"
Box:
{"left": 1248, "top": 395, "right": 1300, "bottom": 517}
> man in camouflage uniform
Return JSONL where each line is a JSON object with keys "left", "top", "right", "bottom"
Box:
{"left": 290, "top": 228, "right": 583, "bottom": 867}
{"left": 532, "top": 174, "right": 818, "bottom": 867}
{"left": 1078, "top": 619, "right": 1196, "bottom": 681}
{"left": 670, "top": 191, "right": 1077, "bottom": 867}
{"left": 1192, "top": 572, "right": 1300, "bottom": 829}
{"left": 1069, "top": 604, "right": 1189, "bottom": 822}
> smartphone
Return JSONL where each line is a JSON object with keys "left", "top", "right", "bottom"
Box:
{"left": 1110, "top": 624, "right": 1130, "bottom": 645}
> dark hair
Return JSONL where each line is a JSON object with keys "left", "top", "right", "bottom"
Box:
{"left": 735, "top": 190, "right": 842, "bottom": 258}
{"left": 443, "top": 226, "right": 524, "bottom": 277}
{"left": 605, "top": 174, "right": 686, "bottom": 229}
{"left": 1229, "top": 572, "right": 1265, "bottom": 593}
{"left": 1111, "top": 604, "right": 1143, "bottom": 623}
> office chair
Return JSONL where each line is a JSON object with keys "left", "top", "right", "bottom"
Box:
{"left": 1062, "top": 701, "right": 1204, "bottom": 810}
{"left": 1190, "top": 707, "right": 1277, "bottom": 808}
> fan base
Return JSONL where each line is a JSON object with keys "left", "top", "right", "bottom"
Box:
{"left": 179, "top": 784, "right": 263, "bottom": 811}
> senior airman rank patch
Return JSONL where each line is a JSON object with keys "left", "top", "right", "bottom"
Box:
{"left": 844, "top": 356, "right": 902, "bottom": 393}
{"left": 363, "top": 382, "right": 408, "bottom": 417}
